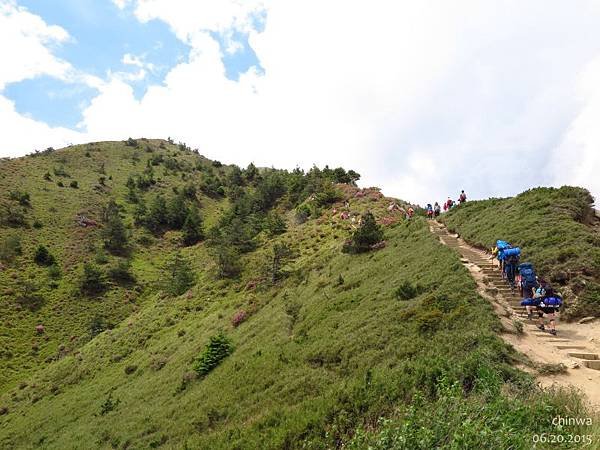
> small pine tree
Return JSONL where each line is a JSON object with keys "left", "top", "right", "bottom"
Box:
{"left": 80, "top": 263, "right": 107, "bottom": 295}
{"left": 34, "top": 244, "right": 56, "bottom": 266}
{"left": 146, "top": 195, "right": 168, "bottom": 232}
{"left": 102, "top": 200, "right": 129, "bottom": 255}
{"left": 343, "top": 212, "right": 384, "bottom": 253}
{"left": 166, "top": 193, "right": 188, "bottom": 229}
{"left": 267, "top": 243, "right": 297, "bottom": 283}
{"left": 264, "top": 211, "right": 287, "bottom": 236}
{"left": 211, "top": 244, "right": 241, "bottom": 278}
{"left": 164, "top": 252, "right": 195, "bottom": 296}
{"left": 182, "top": 206, "right": 204, "bottom": 246}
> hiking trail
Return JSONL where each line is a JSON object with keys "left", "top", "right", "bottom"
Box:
{"left": 430, "top": 221, "right": 600, "bottom": 408}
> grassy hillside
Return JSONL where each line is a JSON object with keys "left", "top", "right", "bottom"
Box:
{"left": 440, "top": 187, "right": 600, "bottom": 319}
{"left": 0, "top": 139, "right": 228, "bottom": 391}
{"left": 0, "top": 144, "right": 595, "bottom": 448}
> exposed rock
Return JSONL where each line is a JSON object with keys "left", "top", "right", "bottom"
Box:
{"left": 579, "top": 316, "right": 597, "bottom": 324}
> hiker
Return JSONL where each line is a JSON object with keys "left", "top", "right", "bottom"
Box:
{"left": 536, "top": 284, "right": 562, "bottom": 335}
{"left": 433, "top": 202, "right": 441, "bottom": 217}
{"left": 518, "top": 262, "right": 539, "bottom": 319}
{"left": 426, "top": 203, "right": 433, "bottom": 219}
{"left": 490, "top": 245, "right": 499, "bottom": 267}
{"left": 446, "top": 197, "right": 454, "bottom": 209}
{"left": 458, "top": 190, "right": 467, "bottom": 204}
{"left": 406, "top": 207, "right": 415, "bottom": 219}
{"left": 503, "top": 247, "right": 521, "bottom": 288}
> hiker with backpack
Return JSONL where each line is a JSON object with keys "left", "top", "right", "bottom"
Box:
{"left": 503, "top": 247, "right": 521, "bottom": 288}
{"left": 518, "top": 262, "right": 539, "bottom": 319}
{"left": 426, "top": 204, "right": 433, "bottom": 219}
{"left": 433, "top": 202, "right": 441, "bottom": 217}
{"left": 536, "top": 284, "right": 562, "bottom": 335}
{"left": 446, "top": 197, "right": 454, "bottom": 209}
{"left": 458, "top": 190, "right": 467, "bottom": 204}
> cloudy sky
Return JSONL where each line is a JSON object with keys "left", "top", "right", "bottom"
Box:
{"left": 1, "top": 0, "right": 600, "bottom": 205}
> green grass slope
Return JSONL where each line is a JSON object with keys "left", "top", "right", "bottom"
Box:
{"left": 0, "top": 145, "right": 595, "bottom": 449}
{"left": 0, "top": 139, "right": 226, "bottom": 391}
{"left": 440, "top": 187, "right": 600, "bottom": 319}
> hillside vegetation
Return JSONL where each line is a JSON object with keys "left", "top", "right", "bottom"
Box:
{"left": 441, "top": 187, "right": 600, "bottom": 319}
{"left": 0, "top": 142, "right": 596, "bottom": 448}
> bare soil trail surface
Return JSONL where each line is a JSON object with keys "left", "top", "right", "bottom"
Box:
{"left": 430, "top": 221, "right": 600, "bottom": 408}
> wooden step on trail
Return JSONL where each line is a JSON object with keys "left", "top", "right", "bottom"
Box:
{"left": 555, "top": 345, "right": 587, "bottom": 350}
{"left": 582, "top": 360, "right": 600, "bottom": 370}
{"left": 568, "top": 352, "right": 598, "bottom": 360}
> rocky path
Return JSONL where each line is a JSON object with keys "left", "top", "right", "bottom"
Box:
{"left": 430, "top": 221, "right": 600, "bottom": 407}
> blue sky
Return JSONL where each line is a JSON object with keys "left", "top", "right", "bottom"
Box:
{"left": 3, "top": 0, "right": 261, "bottom": 128}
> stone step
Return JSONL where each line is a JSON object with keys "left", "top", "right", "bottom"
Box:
{"left": 555, "top": 345, "right": 587, "bottom": 350}
{"left": 548, "top": 339, "right": 571, "bottom": 343}
{"left": 582, "top": 360, "right": 600, "bottom": 370}
{"left": 568, "top": 352, "right": 599, "bottom": 360}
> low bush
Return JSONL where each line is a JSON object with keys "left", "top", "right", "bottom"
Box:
{"left": 0, "top": 234, "right": 22, "bottom": 262}
{"left": 231, "top": 310, "right": 248, "bottom": 327}
{"left": 193, "top": 333, "right": 234, "bottom": 378}
{"left": 80, "top": 263, "right": 107, "bottom": 296}
{"left": 34, "top": 245, "right": 56, "bottom": 266}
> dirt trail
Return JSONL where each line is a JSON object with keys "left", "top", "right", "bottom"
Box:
{"left": 430, "top": 222, "right": 600, "bottom": 408}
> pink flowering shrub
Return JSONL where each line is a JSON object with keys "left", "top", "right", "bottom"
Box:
{"left": 231, "top": 310, "right": 248, "bottom": 328}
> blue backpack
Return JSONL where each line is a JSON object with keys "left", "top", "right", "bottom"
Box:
{"left": 519, "top": 264, "right": 537, "bottom": 288}
{"left": 542, "top": 296, "right": 562, "bottom": 308}
{"left": 521, "top": 297, "right": 541, "bottom": 307}
{"left": 496, "top": 240, "right": 511, "bottom": 250}
{"left": 503, "top": 247, "right": 521, "bottom": 257}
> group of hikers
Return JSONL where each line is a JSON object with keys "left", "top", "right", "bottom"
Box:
{"left": 426, "top": 190, "right": 467, "bottom": 218}
{"left": 491, "top": 239, "right": 563, "bottom": 335}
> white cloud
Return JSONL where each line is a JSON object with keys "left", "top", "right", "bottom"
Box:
{"left": 548, "top": 56, "right": 600, "bottom": 205}
{"left": 0, "top": 0, "right": 71, "bottom": 89}
{"left": 3, "top": 0, "right": 600, "bottom": 205}
{"left": 0, "top": 95, "right": 81, "bottom": 151}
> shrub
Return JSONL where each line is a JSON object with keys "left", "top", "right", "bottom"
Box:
{"left": 53, "top": 166, "right": 69, "bottom": 177}
{"left": 395, "top": 281, "right": 421, "bottom": 300}
{"left": 34, "top": 245, "right": 56, "bottom": 266}
{"left": 266, "top": 243, "right": 297, "bottom": 283}
{"left": 1, "top": 204, "right": 27, "bottom": 227}
{"left": 295, "top": 204, "right": 311, "bottom": 224}
{"left": 125, "top": 137, "right": 138, "bottom": 147}
{"left": 102, "top": 200, "right": 129, "bottom": 255}
{"left": 69, "top": 180, "right": 79, "bottom": 189}
{"left": 89, "top": 315, "right": 112, "bottom": 338}
{"left": 231, "top": 310, "right": 248, "bottom": 327}
{"left": 57, "top": 181, "right": 64, "bottom": 187}
{"left": 263, "top": 211, "right": 287, "bottom": 236}
{"left": 164, "top": 253, "right": 195, "bottom": 296}
{"left": 9, "top": 190, "right": 30, "bottom": 206}
{"left": 107, "top": 259, "right": 136, "bottom": 284}
{"left": 0, "top": 234, "right": 22, "bottom": 262}
{"left": 80, "top": 263, "right": 107, "bottom": 296}
{"left": 43, "top": 171, "right": 52, "bottom": 181}
{"left": 15, "top": 281, "right": 44, "bottom": 311}
{"left": 211, "top": 244, "right": 241, "bottom": 278}
{"left": 193, "top": 333, "right": 233, "bottom": 378}
{"left": 32, "top": 219, "right": 43, "bottom": 229}
{"left": 94, "top": 250, "right": 109, "bottom": 265}
{"left": 182, "top": 206, "right": 204, "bottom": 246}
{"left": 342, "top": 212, "right": 384, "bottom": 253}
{"left": 99, "top": 393, "right": 120, "bottom": 416}
{"left": 47, "top": 264, "right": 62, "bottom": 280}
